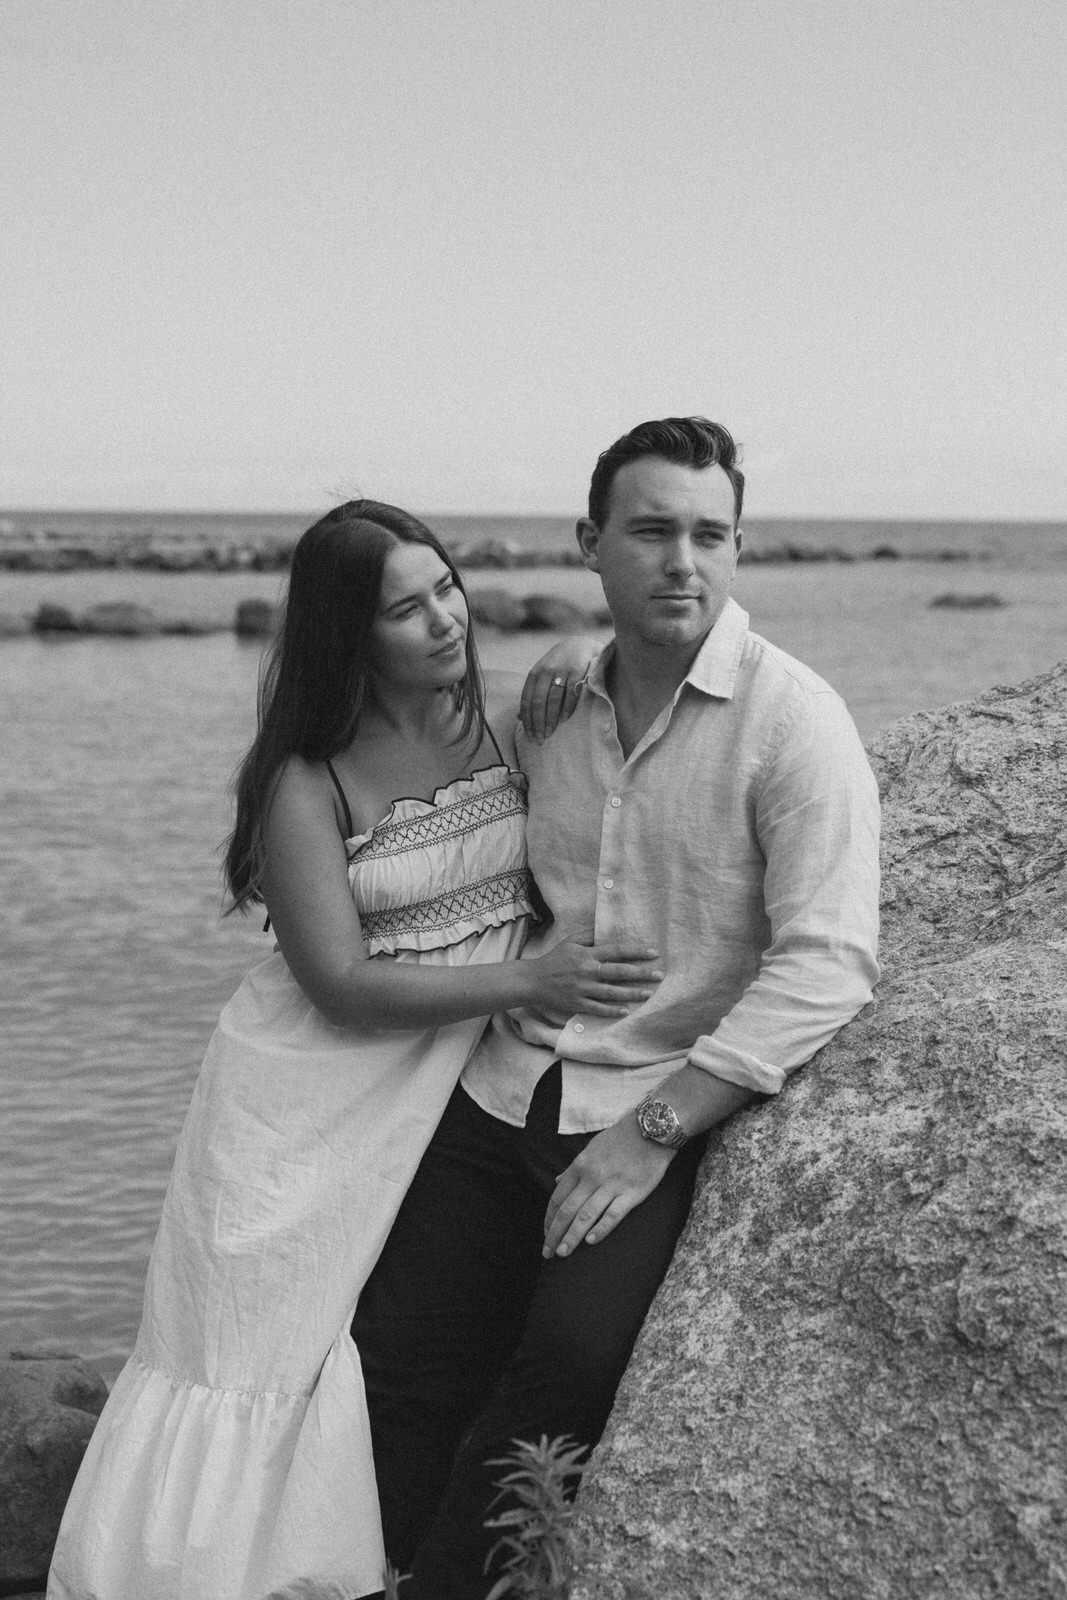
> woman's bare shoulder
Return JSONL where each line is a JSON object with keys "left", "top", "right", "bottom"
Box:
{"left": 267, "top": 753, "right": 338, "bottom": 828}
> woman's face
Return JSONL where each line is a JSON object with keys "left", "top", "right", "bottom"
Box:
{"left": 368, "top": 540, "right": 469, "bottom": 693}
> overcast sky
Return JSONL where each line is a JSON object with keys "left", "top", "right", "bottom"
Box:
{"left": 3, "top": 0, "right": 1064, "bottom": 518}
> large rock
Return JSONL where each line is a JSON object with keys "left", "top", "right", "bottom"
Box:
{"left": 0, "top": 1351, "right": 108, "bottom": 1591}
{"left": 80, "top": 601, "right": 160, "bottom": 636}
{"left": 573, "top": 662, "right": 1067, "bottom": 1600}
{"left": 467, "top": 587, "right": 529, "bottom": 632}
{"left": 234, "top": 597, "right": 279, "bottom": 637}
{"left": 521, "top": 593, "right": 596, "bottom": 632}
{"left": 33, "top": 604, "right": 80, "bottom": 633}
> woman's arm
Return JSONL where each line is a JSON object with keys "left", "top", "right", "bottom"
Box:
{"left": 259, "top": 756, "right": 660, "bottom": 1031}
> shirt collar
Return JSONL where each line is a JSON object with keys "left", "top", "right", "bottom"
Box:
{"left": 683, "top": 596, "right": 750, "bottom": 699}
{"left": 586, "top": 595, "right": 750, "bottom": 704}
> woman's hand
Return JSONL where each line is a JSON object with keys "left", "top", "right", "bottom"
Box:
{"left": 519, "top": 638, "right": 600, "bottom": 743}
{"left": 519, "top": 940, "right": 662, "bottom": 1020}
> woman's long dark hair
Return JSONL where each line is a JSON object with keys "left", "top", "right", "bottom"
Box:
{"left": 224, "top": 500, "right": 484, "bottom": 911}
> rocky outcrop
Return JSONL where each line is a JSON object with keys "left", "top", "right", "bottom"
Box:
{"left": 573, "top": 662, "right": 1067, "bottom": 1600}
{"left": 0, "top": 1350, "right": 108, "bottom": 1594}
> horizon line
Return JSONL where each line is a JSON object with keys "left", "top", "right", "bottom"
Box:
{"left": 2, "top": 506, "right": 1066, "bottom": 529}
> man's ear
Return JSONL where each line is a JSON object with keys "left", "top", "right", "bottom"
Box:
{"left": 575, "top": 517, "right": 601, "bottom": 572}
{"left": 734, "top": 525, "right": 744, "bottom": 559}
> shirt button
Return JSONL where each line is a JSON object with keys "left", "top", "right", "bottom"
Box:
{"left": 602, "top": 877, "right": 614, "bottom": 889}
{"left": 573, "top": 1021, "right": 585, "bottom": 1034}
{"left": 610, "top": 796, "right": 621, "bottom": 808}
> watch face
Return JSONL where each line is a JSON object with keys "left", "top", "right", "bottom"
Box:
{"left": 640, "top": 1099, "right": 680, "bottom": 1143}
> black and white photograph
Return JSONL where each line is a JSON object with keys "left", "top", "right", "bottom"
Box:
{"left": 2, "top": 3, "right": 1064, "bottom": 1597}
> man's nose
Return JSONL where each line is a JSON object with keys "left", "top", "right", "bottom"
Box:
{"left": 663, "top": 538, "right": 696, "bottom": 577}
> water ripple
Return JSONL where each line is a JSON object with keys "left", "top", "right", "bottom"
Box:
{"left": 4, "top": 563, "right": 1065, "bottom": 1383}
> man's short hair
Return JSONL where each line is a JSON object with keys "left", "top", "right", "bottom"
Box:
{"left": 588, "top": 417, "right": 745, "bottom": 529}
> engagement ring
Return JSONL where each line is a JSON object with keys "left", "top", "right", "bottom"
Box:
{"left": 553, "top": 675, "right": 565, "bottom": 687}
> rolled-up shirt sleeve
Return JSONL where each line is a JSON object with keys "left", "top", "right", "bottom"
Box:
{"left": 686, "top": 691, "right": 880, "bottom": 1094}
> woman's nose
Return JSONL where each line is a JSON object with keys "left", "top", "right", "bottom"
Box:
{"left": 428, "top": 600, "right": 453, "bottom": 634}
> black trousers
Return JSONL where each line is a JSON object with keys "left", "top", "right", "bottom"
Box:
{"left": 351, "top": 1063, "right": 705, "bottom": 1600}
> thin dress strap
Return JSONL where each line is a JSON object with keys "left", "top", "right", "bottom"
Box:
{"left": 483, "top": 719, "right": 506, "bottom": 767}
{"left": 325, "top": 759, "right": 354, "bottom": 840}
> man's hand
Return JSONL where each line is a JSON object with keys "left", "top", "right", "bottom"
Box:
{"left": 543, "top": 1115, "right": 675, "bottom": 1259}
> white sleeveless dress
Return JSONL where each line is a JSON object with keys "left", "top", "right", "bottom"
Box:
{"left": 49, "top": 762, "right": 533, "bottom": 1600}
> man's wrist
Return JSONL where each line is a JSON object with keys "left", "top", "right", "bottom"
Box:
{"left": 635, "top": 1091, "right": 691, "bottom": 1149}
{"left": 653, "top": 1063, "right": 759, "bottom": 1134}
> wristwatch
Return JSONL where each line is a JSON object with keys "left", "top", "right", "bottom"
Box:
{"left": 635, "top": 1092, "right": 690, "bottom": 1150}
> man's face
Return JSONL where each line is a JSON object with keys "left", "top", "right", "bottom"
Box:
{"left": 577, "top": 456, "right": 741, "bottom": 653}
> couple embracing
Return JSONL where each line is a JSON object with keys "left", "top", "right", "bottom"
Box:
{"left": 49, "top": 417, "right": 880, "bottom": 1600}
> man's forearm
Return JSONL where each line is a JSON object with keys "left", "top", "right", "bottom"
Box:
{"left": 653, "top": 1062, "right": 760, "bottom": 1134}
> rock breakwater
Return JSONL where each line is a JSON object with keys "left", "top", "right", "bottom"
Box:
{"left": 573, "top": 661, "right": 1067, "bottom": 1600}
{"left": 10, "top": 588, "right": 612, "bottom": 639}
{"left": 0, "top": 527, "right": 981, "bottom": 575}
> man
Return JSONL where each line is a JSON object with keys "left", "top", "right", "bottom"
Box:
{"left": 352, "top": 417, "right": 880, "bottom": 1598}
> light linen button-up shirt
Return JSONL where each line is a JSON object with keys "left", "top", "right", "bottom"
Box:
{"left": 462, "top": 598, "right": 880, "bottom": 1134}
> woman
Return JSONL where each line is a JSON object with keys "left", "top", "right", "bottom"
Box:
{"left": 48, "top": 501, "right": 659, "bottom": 1600}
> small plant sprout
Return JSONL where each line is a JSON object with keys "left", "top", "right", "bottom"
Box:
{"left": 483, "top": 1433, "right": 587, "bottom": 1600}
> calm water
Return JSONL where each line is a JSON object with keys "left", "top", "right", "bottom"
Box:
{"left": 2, "top": 520, "right": 1065, "bottom": 1382}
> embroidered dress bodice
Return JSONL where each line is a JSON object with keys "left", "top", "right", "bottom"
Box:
{"left": 347, "top": 762, "right": 532, "bottom": 954}
{"left": 49, "top": 759, "right": 534, "bottom": 1600}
